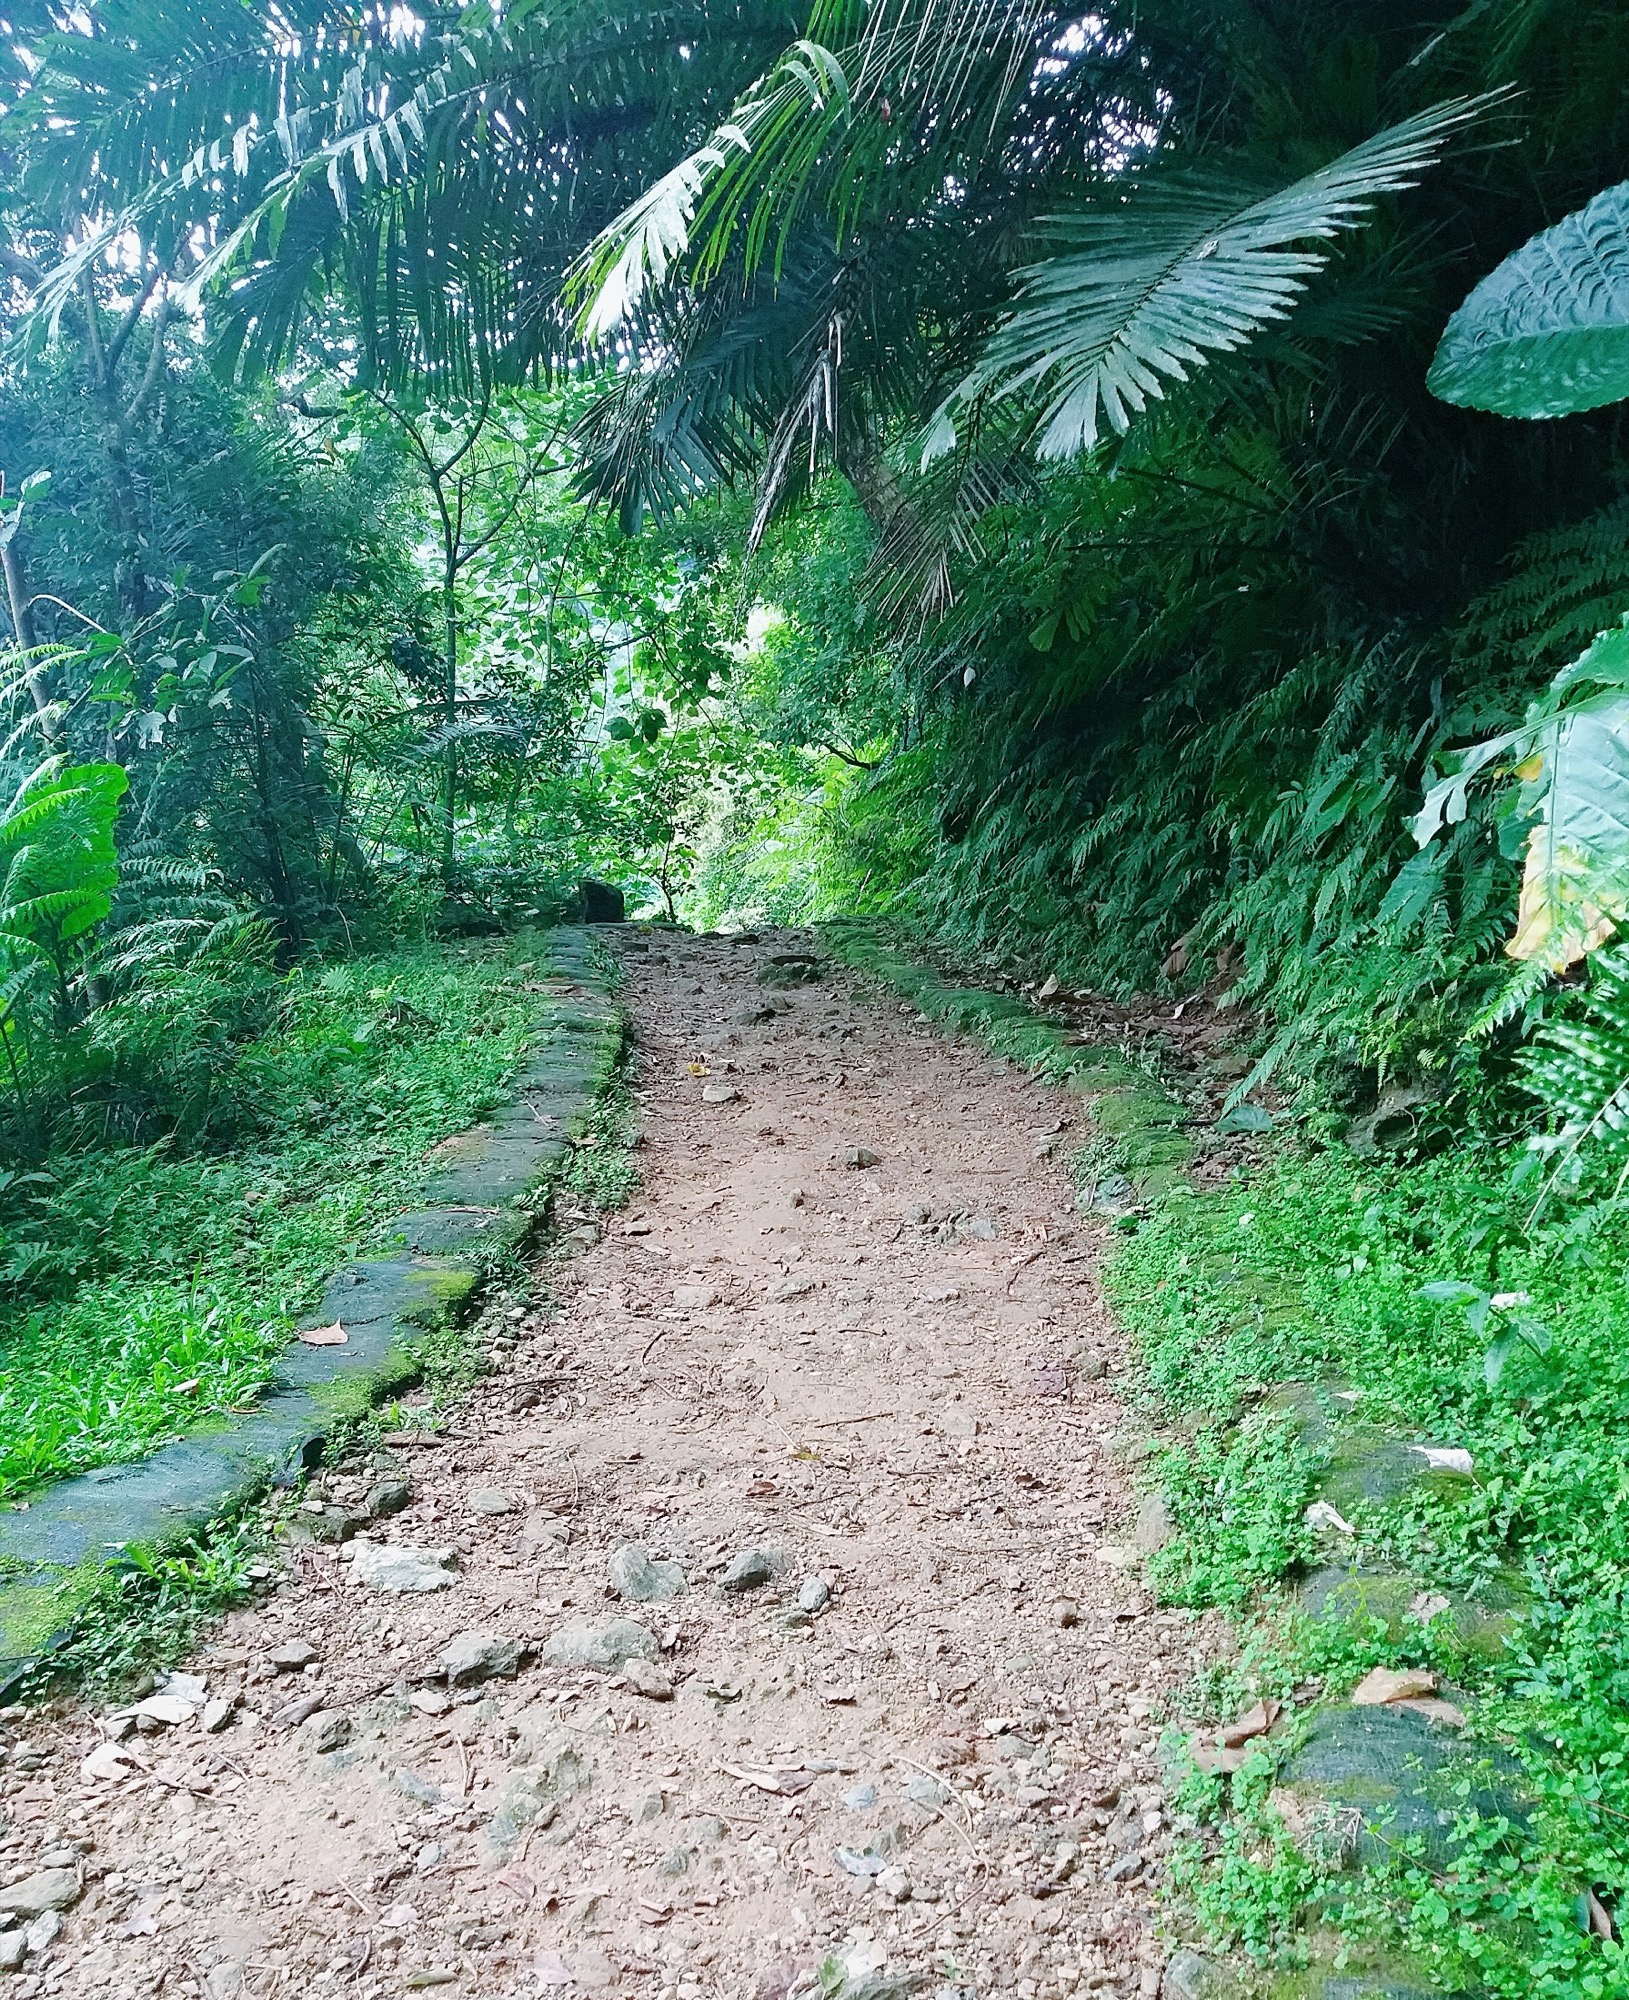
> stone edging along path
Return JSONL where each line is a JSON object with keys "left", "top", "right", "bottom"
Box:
{"left": 0, "top": 925, "right": 624, "bottom": 1693}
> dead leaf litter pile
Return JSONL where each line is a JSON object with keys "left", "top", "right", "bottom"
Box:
{"left": 2, "top": 927, "right": 1226, "bottom": 2000}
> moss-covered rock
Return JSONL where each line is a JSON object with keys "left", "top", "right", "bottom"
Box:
{"left": 1275, "top": 1703, "right": 1524, "bottom": 1872}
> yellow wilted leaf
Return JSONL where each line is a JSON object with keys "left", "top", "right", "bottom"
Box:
{"left": 1508, "top": 828, "right": 1621, "bottom": 969}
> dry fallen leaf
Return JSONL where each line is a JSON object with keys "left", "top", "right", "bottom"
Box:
{"left": 1351, "top": 1666, "right": 1439, "bottom": 1707}
{"left": 1219, "top": 1698, "right": 1281, "bottom": 1748}
{"left": 492, "top": 1866, "right": 539, "bottom": 1907}
{"left": 724, "top": 1762, "right": 818, "bottom": 1796}
{"left": 1190, "top": 1742, "right": 1251, "bottom": 1776}
{"left": 298, "top": 1322, "right": 348, "bottom": 1346}
{"left": 1583, "top": 1887, "right": 1615, "bottom": 1940}
{"left": 1394, "top": 1696, "right": 1467, "bottom": 1729}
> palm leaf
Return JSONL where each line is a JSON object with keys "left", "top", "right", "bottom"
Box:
{"left": 1429, "top": 178, "right": 1629, "bottom": 417}
{"left": 571, "top": 0, "right": 1048, "bottom": 338}
{"left": 928, "top": 97, "right": 1490, "bottom": 462}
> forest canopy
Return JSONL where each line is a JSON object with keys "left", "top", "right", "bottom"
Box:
{"left": 3, "top": 0, "right": 1629, "bottom": 1159}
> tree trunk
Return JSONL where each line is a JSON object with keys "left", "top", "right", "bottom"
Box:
{"left": 441, "top": 566, "right": 459, "bottom": 888}
{"left": 0, "top": 530, "right": 57, "bottom": 742}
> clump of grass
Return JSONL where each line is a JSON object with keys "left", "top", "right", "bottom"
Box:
{"left": 0, "top": 933, "right": 566, "bottom": 1497}
{"left": 1110, "top": 1148, "right": 1629, "bottom": 2000}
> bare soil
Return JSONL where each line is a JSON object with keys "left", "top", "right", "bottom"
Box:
{"left": 0, "top": 928, "right": 1225, "bottom": 2000}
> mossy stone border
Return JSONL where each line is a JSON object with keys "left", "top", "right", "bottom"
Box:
{"left": 0, "top": 925, "right": 623, "bottom": 1691}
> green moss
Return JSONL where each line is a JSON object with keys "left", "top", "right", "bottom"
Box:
{"left": 0, "top": 1569, "right": 97, "bottom": 1672}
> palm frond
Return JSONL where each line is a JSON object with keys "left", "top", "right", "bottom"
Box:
{"left": 928, "top": 97, "right": 1493, "bottom": 461}
{"left": 570, "top": 0, "right": 1051, "bottom": 338}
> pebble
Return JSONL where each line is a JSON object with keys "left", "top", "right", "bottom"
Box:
{"left": 701, "top": 1084, "right": 740, "bottom": 1104}
{"left": 349, "top": 1543, "right": 457, "bottom": 1592}
{"left": 768, "top": 1275, "right": 815, "bottom": 1301}
{"left": 673, "top": 1284, "right": 721, "bottom": 1310}
{"left": 1133, "top": 1493, "right": 1174, "bottom": 1552}
{"left": 129, "top": 1693, "right": 195, "bottom": 1726}
{"left": 796, "top": 1575, "right": 831, "bottom": 1614}
{"left": 844, "top": 1146, "right": 881, "bottom": 1169}
{"left": 540, "top": 1619, "right": 658, "bottom": 1671}
{"left": 843, "top": 1782, "right": 878, "bottom": 1810}
{"left": 607, "top": 1543, "right": 687, "bottom": 1603}
{"left": 834, "top": 1846, "right": 884, "bottom": 1878}
{"left": 266, "top": 1639, "right": 318, "bottom": 1672}
{"left": 0, "top": 1872, "right": 80, "bottom": 1918}
{"left": 364, "top": 1477, "right": 413, "bottom": 1518}
{"left": 516, "top": 1511, "right": 570, "bottom": 1558}
{"left": 718, "top": 1547, "right": 781, "bottom": 1594}
{"left": 1051, "top": 1599, "right": 1080, "bottom": 1628}
{"left": 1073, "top": 1346, "right": 1108, "bottom": 1381}
{"left": 621, "top": 1659, "right": 674, "bottom": 1701}
{"left": 0, "top": 1934, "right": 24, "bottom": 1972}
{"left": 299, "top": 1710, "right": 352, "bottom": 1755}
{"left": 437, "top": 1630, "right": 525, "bottom": 1685}
{"left": 274, "top": 1692, "right": 327, "bottom": 1730}
{"left": 201, "top": 1697, "right": 237, "bottom": 1733}
{"left": 467, "top": 1487, "right": 517, "bottom": 1517}
{"left": 875, "top": 1864, "right": 912, "bottom": 1902}
{"left": 906, "top": 1773, "right": 952, "bottom": 1808}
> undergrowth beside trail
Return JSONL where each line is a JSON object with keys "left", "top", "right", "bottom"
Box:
{"left": 1112, "top": 1150, "right": 1629, "bottom": 2000}
{"left": 0, "top": 933, "right": 564, "bottom": 1498}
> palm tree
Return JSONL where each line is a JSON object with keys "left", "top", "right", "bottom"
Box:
{"left": 6, "top": 0, "right": 1487, "bottom": 559}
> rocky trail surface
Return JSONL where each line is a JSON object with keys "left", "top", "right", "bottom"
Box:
{"left": 0, "top": 929, "right": 1224, "bottom": 2000}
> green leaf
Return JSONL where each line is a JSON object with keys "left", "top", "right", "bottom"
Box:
{"left": 1483, "top": 1330, "right": 1516, "bottom": 1388}
{"left": 1429, "top": 179, "right": 1629, "bottom": 418}
{"left": 1419, "top": 1280, "right": 1486, "bottom": 1306}
{"left": 931, "top": 97, "right": 1489, "bottom": 461}
{"left": 1216, "top": 1103, "right": 1273, "bottom": 1133}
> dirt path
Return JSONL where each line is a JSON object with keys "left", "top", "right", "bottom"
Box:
{"left": 2, "top": 928, "right": 1219, "bottom": 2000}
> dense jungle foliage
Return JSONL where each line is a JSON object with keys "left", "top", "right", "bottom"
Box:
{"left": 5, "top": 0, "right": 1629, "bottom": 1149}
{"left": 10, "top": 0, "right": 1629, "bottom": 1991}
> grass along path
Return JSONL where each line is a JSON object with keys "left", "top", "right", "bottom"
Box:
{"left": 0, "top": 933, "right": 572, "bottom": 1499}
